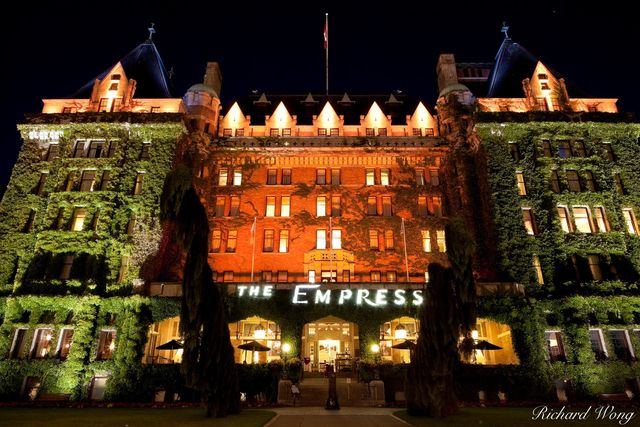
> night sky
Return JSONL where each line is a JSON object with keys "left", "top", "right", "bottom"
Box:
{"left": 1, "top": 2, "right": 637, "bottom": 193}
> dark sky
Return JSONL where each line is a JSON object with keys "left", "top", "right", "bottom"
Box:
{"left": 1, "top": 2, "right": 637, "bottom": 192}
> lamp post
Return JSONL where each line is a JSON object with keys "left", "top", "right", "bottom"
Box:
{"left": 282, "top": 342, "right": 291, "bottom": 380}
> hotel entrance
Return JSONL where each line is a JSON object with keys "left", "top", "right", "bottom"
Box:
{"left": 302, "top": 316, "right": 358, "bottom": 373}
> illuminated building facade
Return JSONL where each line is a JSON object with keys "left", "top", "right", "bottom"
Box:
{"left": 0, "top": 33, "right": 638, "bottom": 402}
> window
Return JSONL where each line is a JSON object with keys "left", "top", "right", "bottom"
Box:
{"left": 270, "top": 129, "right": 279, "bottom": 137}
{"left": 421, "top": 230, "right": 431, "bottom": 252}
{"left": 223, "top": 128, "right": 233, "bottom": 137}
{"left": 279, "top": 230, "right": 289, "bottom": 253}
{"left": 589, "top": 329, "right": 607, "bottom": 360}
{"left": 332, "top": 229, "right": 342, "bottom": 249}
{"left": 233, "top": 169, "right": 242, "bottom": 186}
{"left": 415, "top": 169, "right": 425, "bottom": 186}
{"left": 545, "top": 331, "right": 566, "bottom": 362}
{"left": 557, "top": 141, "right": 570, "bottom": 158}
{"left": 380, "top": 169, "right": 390, "bottom": 186}
{"left": 571, "top": 140, "right": 587, "bottom": 157}
{"left": 226, "top": 230, "right": 237, "bottom": 253}
{"left": 235, "top": 128, "right": 244, "bottom": 137}
{"left": 45, "top": 143, "right": 59, "bottom": 161}
{"left": 280, "top": 196, "right": 290, "bottom": 217}
{"left": 97, "top": 330, "right": 116, "bottom": 360}
{"left": 267, "top": 169, "right": 277, "bottom": 185}
{"left": 210, "top": 229, "right": 221, "bottom": 252}
{"left": 316, "top": 169, "right": 327, "bottom": 185}
{"left": 263, "top": 229, "right": 274, "bottom": 252}
{"left": 418, "top": 197, "right": 428, "bottom": 217}
{"left": 566, "top": 170, "right": 581, "bottom": 192}
{"left": 139, "top": 142, "right": 151, "bottom": 160}
{"left": 316, "top": 229, "right": 327, "bottom": 250}
{"left": 277, "top": 270, "right": 288, "bottom": 282}
{"left": 331, "top": 169, "right": 340, "bottom": 185}
{"left": 117, "top": 256, "right": 129, "bottom": 283}
{"left": 522, "top": 208, "right": 537, "bottom": 235}
{"left": 541, "top": 140, "right": 552, "bottom": 157}
{"left": 386, "top": 271, "right": 397, "bottom": 282}
{"left": 369, "top": 230, "right": 379, "bottom": 250}
{"left": 382, "top": 196, "right": 392, "bottom": 216}
{"left": 316, "top": 196, "right": 327, "bottom": 217}
{"left": 370, "top": 271, "right": 381, "bottom": 282}
{"left": 585, "top": 171, "right": 597, "bottom": 191}
{"left": 330, "top": 128, "right": 339, "bottom": 136}
{"left": 318, "top": 128, "right": 327, "bottom": 136}
{"left": 308, "top": 270, "right": 316, "bottom": 283}
{"left": 133, "top": 172, "right": 145, "bottom": 195}
{"left": 31, "top": 328, "right": 53, "bottom": 359}
{"left": 557, "top": 206, "right": 572, "bottom": 233}
{"left": 73, "top": 140, "right": 86, "bottom": 158}
{"left": 223, "top": 271, "right": 234, "bottom": 282}
{"left": 622, "top": 209, "right": 639, "bottom": 235}
{"left": 35, "top": 172, "right": 48, "bottom": 196}
{"left": 384, "top": 230, "right": 394, "bottom": 250}
{"left": 88, "top": 140, "right": 106, "bottom": 158}
{"left": 424, "top": 271, "right": 430, "bottom": 283}
{"left": 614, "top": 173, "right": 625, "bottom": 195}
{"left": 64, "top": 173, "right": 75, "bottom": 192}
{"left": 60, "top": 255, "right": 74, "bottom": 280}
{"left": 56, "top": 329, "right": 74, "bottom": 360}
{"left": 281, "top": 169, "right": 291, "bottom": 185}
{"left": 79, "top": 170, "right": 96, "bottom": 192}
{"left": 366, "top": 169, "right": 375, "bottom": 185}
{"left": 106, "top": 141, "right": 118, "bottom": 157}
{"left": 366, "top": 128, "right": 375, "bottom": 137}
{"left": 550, "top": 170, "right": 561, "bottom": 193}
{"left": 218, "top": 168, "right": 228, "bottom": 186}
{"left": 516, "top": 171, "right": 527, "bottom": 196}
{"left": 588, "top": 255, "right": 602, "bottom": 280}
{"left": 429, "top": 170, "right": 439, "bottom": 186}
{"left": 573, "top": 207, "right": 593, "bottom": 233}
{"left": 262, "top": 271, "right": 273, "bottom": 282}
{"left": 413, "top": 128, "right": 422, "bottom": 136}
{"left": 378, "top": 128, "right": 387, "bottom": 136}
{"left": 436, "top": 230, "right": 446, "bottom": 252}
{"left": 229, "top": 196, "right": 240, "bottom": 216}
{"left": 215, "top": 196, "right": 225, "bottom": 217}
{"left": 367, "top": 197, "right": 377, "bottom": 215}
{"left": 99, "top": 170, "right": 110, "bottom": 191}
{"left": 282, "top": 128, "right": 291, "bottom": 137}
{"left": 594, "top": 207, "right": 609, "bottom": 232}
{"left": 602, "top": 143, "right": 615, "bottom": 161}
{"left": 23, "top": 209, "right": 36, "bottom": 232}
{"left": 509, "top": 143, "right": 520, "bottom": 161}
{"left": 331, "top": 196, "right": 341, "bottom": 217}
{"left": 9, "top": 328, "right": 27, "bottom": 359}
{"left": 533, "top": 255, "right": 544, "bottom": 284}
{"left": 71, "top": 207, "right": 87, "bottom": 231}
{"left": 540, "top": 82, "right": 550, "bottom": 90}
{"left": 609, "top": 330, "right": 634, "bottom": 362}
{"left": 433, "top": 196, "right": 443, "bottom": 217}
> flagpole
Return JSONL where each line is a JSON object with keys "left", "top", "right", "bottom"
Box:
{"left": 250, "top": 217, "right": 257, "bottom": 282}
{"left": 402, "top": 218, "right": 410, "bottom": 282}
{"left": 329, "top": 216, "right": 333, "bottom": 282}
{"left": 325, "top": 13, "right": 329, "bottom": 95}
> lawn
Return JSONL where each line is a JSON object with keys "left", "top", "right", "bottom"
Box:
{"left": 395, "top": 407, "right": 638, "bottom": 426}
{"left": 0, "top": 408, "right": 276, "bottom": 427}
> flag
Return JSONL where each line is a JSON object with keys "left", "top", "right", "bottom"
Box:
{"left": 323, "top": 18, "right": 328, "bottom": 49}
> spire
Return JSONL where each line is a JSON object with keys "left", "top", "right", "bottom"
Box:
{"left": 501, "top": 21, "right": 510, "bottom": 39}
{"left": 147, "top": 23, "right": 156, "bottom": 42}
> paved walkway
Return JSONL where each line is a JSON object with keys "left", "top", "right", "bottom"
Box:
{"left": 265, "top": 407, "right": 409, "bottom": 427}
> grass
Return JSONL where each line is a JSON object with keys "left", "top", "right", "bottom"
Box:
{"left": 395, "top": 407, "right": 638, "bottom": 426}
{"left": 0, "top": 408, "right": 276, "bottom": 427}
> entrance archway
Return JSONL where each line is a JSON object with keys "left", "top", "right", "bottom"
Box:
{"left": 302, "top": 316, "right": 358, "bottom": 373}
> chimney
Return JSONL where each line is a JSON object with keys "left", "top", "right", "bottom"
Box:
{"left": 204, "top": 62, "right": 222, "bottom": 97}
{"left": 436, "top": 54, "right": 458, "bottom": 94}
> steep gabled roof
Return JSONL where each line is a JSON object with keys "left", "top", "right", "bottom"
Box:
{"left": 486, "top": 37, "right": 538, "bottom": 98}
{"left": 69, "top": 40, "right": 174, "bottom": 98}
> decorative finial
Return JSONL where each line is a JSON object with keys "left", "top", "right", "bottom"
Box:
{"left": 501, "top": 22, "right": 510, "bottom": 39}
{"left": 147, "top": 23, "right": 156, "bottom": 41}
{"left": 168, "top": 66, "right": 175, "bottom": 80}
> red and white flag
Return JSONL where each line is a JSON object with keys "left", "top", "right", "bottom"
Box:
{"left": 323, "top": 17, "right": 328, "bottom": 49}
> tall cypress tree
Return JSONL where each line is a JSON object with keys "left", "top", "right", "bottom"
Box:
{"left": 406, "top": 217, "right": 476, "bottom": 416}
{"left": 161, "top": 165, "right": 240, "bottom": 417}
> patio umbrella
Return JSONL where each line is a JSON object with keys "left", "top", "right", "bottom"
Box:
{"left": 238, "top": 340, "right": 271, "bottom": 363}
{"left": 474, "top": 340, "right": 502, "bottom": 350}
{"left": 156, "top": 339, "right": 183, "bottom": 363}
{"left": 391, "top": 340, "right": 417, "bottom": 350}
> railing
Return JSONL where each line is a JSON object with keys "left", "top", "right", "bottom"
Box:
{"left": 476, "top": 282, "right": 525, "bottom": 296}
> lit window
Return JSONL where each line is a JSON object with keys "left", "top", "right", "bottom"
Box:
{"left": 308, "top": 270, "right": 316, "bottom": 283}
{"left": 266, "top": 169, "right": 277, "bottom": 185}
{"left": 557, "top": 206, "right": 572, "bottom": 233}
{"left": 572, "top": 207, "right": 593, "bottom": 233}
{"left": 226, "top": 230, "right": 237, "bottom": 253}
{"left": 281, "top": 196, "right": 290, "bottom": 217}
{"left": 386, "top": 271, "right": 397, "bottom": 282}
{"left": 282, "top": 128, "right": 291, "bottom": 137}
{"left": 331, "top": 169, "right": 340, "bottom": 185}
{"left": 436, "top": 230, "right": 446, "bottom": 252}
{"left": 229, "top": 196, "right": 240, "bottom": 217}
{"left": 233, "top": 169, "right": 242, "bottom": 186}
{"left": 31, "top": 328, "right": 53, "bottom": 359}
{"left": 594, "top": 207, "right": 609, "bottom": 232}
{"left": 342, "top": 270, "right": 350, "bottom": 282}
{"left": 139, "top": 142, "right": 151, "bottom": 160}
{"left": 369, "top": 230, "right": 379, "bottom": 250}
{"left": 588, "top": 329, "right": 607, "bottom": 360}
{"left": 609, "top": 330, "right": 634, "bottom": 362}
{"left": 384, "top": 230, "right": 394, "bottom": 250}
{"left": 215, "top": 196, "right": 225, "bottom": 217}
{"left": 550, "top": 170, "right": 561, "bottom": 193}
{"left": 318, "top": 128, "right": 327, "bottom": 136}
{"left": 378, "top": 128, "right": 387, "bottom": 136}
{"left": 522, "top": 208, "right": 537, "bottom": 235}
{"left": 281, "top": 169, "right": 291, "bottom": 185}
{"left": 316, "top": 196, "right": 327, "bottom": 217}
{"left": 516, "top": 171, "right": 527, "bottom": 196}
{"left": 60, "top": 255, "right": 74, "bottom": 280}
{"left": 433, "top": 196, "right": 443, "bottom": 217}
{"left": 331, "top": 196, "right": 341, "bottom": 217}
{"left": 418, "top": 197, "right": 428, "bottom": 217}
{"left": 366, "top": 169, "right": 375, "bottom": 185}
{"left": 365, "top": 128, "right": 375, "bottom": 137}
{"left": 316, "top": 229, "right": 326, "bottom": 250}
{"left": 79, "top": 170, "right": 96, "bottom": 192}
{"left": 223, "top": 128, "right": 233, "bottom": 137}
{"left": 332, "top": 229, "right": 342, "bottom": 249}
{"left": 270, "top": 129, "right": 279, "bottom": 137}
{"left": 424, "top": 271, "right": 430, "bottom": 283}
{"left": 622, "top": 208, "right": 639, "bottom": 235}
{"left": 415, "top": 169, "right": 425, "bottom": 186}
{"left": 370, "top": 271, "right": 381, "bottom": 282}
{"left": 566, "top": 170, "right": 581, "bottom": 192}
{"left": 421, "top": 230, "right": 431, "bottom": 252}
{"left": 210, "top": 229, "right": 221, "bottom": 252}
{"left": 279, "top": 230, "right": 289, "bottom": 253}
{"left": 614, "top": 173, "right": 625, "bottom": 195}
{"left": 367, "top": 197, "right": 377, "bottom": 215}
{"left": 533, "top": 255, "right": 544, "bottom": 284}
{"left": 380, "top": 169, "right": 390, "bottom": 186}
{"left": 429, "top": 170, "right": 439, "bottom": 186}
{"left": 97, "top": 330, "right": 116, "bottom": 360}
{"left": 218, "top": 168, "right": 228, "bottom": 186}
{"left": 413, "top": 128, "right": 422, "bottom": 136}
{"left": 585, "top": 171, "right": 596, "bottom": 191}
{"left": 9, "top": 328, "right": 27, "bottom": 359}
{"left": 57, "top": 329, "right": 74, "bottom": 360}
{"left": 263, "top": 229, "right": 274, "bottom": 252}
{"left": 71, "top": 207, "right": 87, "bottom": 231}
{"left": 330, "top": 128, "right": 339, "bottom": 136}
{"left": 133, "top": 172, "right": 145, "bottom": 195}
{"left": 588, "top": 255, "right": 602, "bottom": 280}
{"left": 545, "top": 331, "right": 566, "bottom": 362}
{"left": 382, "top": 196, "right": 392, "bottom": 216}
{"left": 316, "top": 169, "right": 327, "bottom": 185}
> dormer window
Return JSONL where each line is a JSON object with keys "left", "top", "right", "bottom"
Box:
{"left": 540, "top": 82, "right": 550, "bottom": 91}
{"left": 538, "top": 73, "right": 548, "bottom": 80}
{"left": 109, "top": 82, "right": 119, "bottom": 91}
{"left": 111, "top": 74, "right": 121, "bottom": 81}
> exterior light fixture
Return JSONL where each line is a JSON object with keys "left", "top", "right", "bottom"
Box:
{"left": 395, "top": 324, "right": 407, "bottom": 339}
{"left": 282, "top": 343, "right": 291, "bottom": 354}
{"left": 471, "top": 330, "right": 479, "bottom": 340}
{"left": 254, "top": 324, "right": 266, "bottom": 339}
{"left": 371, "top": 344, "right": 380, "bottom": 353}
